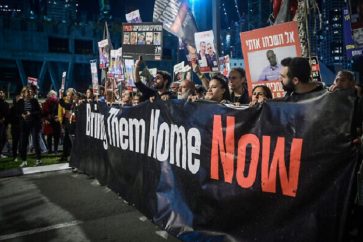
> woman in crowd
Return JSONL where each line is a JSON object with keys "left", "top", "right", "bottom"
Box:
{"left": 8, "top": 96, "right": 21, "bottom": 161}
{"left": 42, "top": 90, "right": 61, "bottom": 154}
{"left": 58, "top": 88, "right": 76, "bottom": 162}
{"left": 16, "top": 87, "right": 42, "bottom": 167}
{"left": 121, "top": 89, "right": 132, "bottom": 106}
{"left": 85, "top": 88, "right": 94, "bottom": 103}
{"left": 132, "top": 92, "right": 141, "bottom": 106}
{"left": 249, "top": 85, "right": 273, "bottom": 107}
{"left": 204, "top": 74, "right": 231, "bottom": 103}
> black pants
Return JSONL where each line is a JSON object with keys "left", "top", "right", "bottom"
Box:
{"left": 11, "top": 125, "right": 20, "bottom": 159}
{"left": 62, "top": 122, "right": 75, "bottom": 158}
{"left": 47, "top": 121, "right": 61, "bottom": 153}
{"left": 0, "top": 122, "right": 7, "bottom": 154}
{"left": 20, "top": 122, "right": 41, "bottom": 161}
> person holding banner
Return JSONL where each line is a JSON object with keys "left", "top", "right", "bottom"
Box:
{"left": 249, "top": 85, "right": 273, "bottom": 107}
{"left": 177, "top": 79, "right": 195, "bottom": 100}
{"left": 258, "top": 50, "right": 281, "bottom": 82}
{"left": 329, "top": 70, "right": 356, "bottom": 92}
{"left": 228, "top": 68, "right": 250, "bottom": 105}
{"left": 134, "top": 57, "right": 174, "bottom": 102}
{"left": 281, "top": 57, "right": 326, "bottom": 99}
{"left": 58, "top": 88, "right": 76, "bottom": 162}
{"left": 194, "top": 65, "right": 249, "bottom": 105}
{"left": 204, "top": 74, "right": 230, "bottom": 103}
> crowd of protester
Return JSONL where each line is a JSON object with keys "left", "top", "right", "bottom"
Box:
{"left": 0, "top": 55, "right": 361, "bottom": 240}
{"left": 0, "top": 56, "right": 362, "bottom": 169}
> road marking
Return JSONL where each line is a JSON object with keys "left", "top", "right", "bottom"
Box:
{"left": 0, "top": 220, "right": 82, "bottom": 241}
{"left": 90, "top": 179, "right": 100, "bottom": 186}
{"left": 139, "top": 216, "right": 147, "bottom": 222}
{"left": 155, "top": 230, "right": 169, "bottom": 240}
{"left": 22, "top": 163, "right": 70, "bottom": 175}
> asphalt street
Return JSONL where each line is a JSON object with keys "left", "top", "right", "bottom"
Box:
{"left": 0, "top": 170, "right": 180, "bottom": 242}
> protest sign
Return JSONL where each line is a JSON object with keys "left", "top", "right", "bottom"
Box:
{"left": 122, "top": 23, "right": 163, "bottom": 61}
{"left": 310, "top": 56, "right": 321, "bottom": 82}
{"left": 153, "top": 0, "right": 197, "bottom": 47}
{"left": 126, "top": 9, "right": 142, "bottom": 23}
{"left": 195, "top": 30, "right": 219, "bottom": 73}
{"left": 240, "top": 21, "right": 302, "bottom": 98}
{"left": 90, "top": 60, "right": 99, "bottom": 95}
{"left": 109, "top": 48, "right": 124, "bottom": 82}
{"left": 61, "top": 71, "right": 66, "bottom": 90}
{"left": 173, "top": 61, "right": 185, "bottom": 82}
{"left": 98, "top": 39, "right": 110, "bottom": 69}
{"left": 124, "top": 59, "right": 136, "bottom": 87}
{"left": 219, "top": 55, "right": 230, "bottom": 77}
{"left": 27, "top": 77, "right": 38, "bottom": 86}
{"left": 343, "top": 3, "right": 363, "bottom": 57}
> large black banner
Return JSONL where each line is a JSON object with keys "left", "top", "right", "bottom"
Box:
{"left": 71, "top": 91, "right": 359, "bottom": 242}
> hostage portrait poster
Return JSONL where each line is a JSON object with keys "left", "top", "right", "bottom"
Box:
{"left": 240, "top": 21, "right": 302, "bottom": 98}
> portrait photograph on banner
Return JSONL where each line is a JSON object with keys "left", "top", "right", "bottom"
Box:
{"left": 194, "top": 30, "right": 219, "bottom": 73}
{"left": 240, "top": 21, "right": 302, "bottom": 98}
{"left": 98, "top": 39, "right": 110, "bottom": 69}
{"left": 122, "top": 23, "right": 163, "bottom": 60}
{"left": 109, "top": 48, "right": 124, "bottom": 81}
{"left": 90, "top": 60, "right": 99, "bottom": 95}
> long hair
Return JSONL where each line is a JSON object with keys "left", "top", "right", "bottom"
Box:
{"left": 211, "top": 74, "right": 231, "bottom": 102}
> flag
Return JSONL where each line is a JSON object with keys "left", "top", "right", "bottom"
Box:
{"left": 153, "top": 0, "right": 198, "bottom": 47}
{"left": 27, "top": 77, "right": 38, "bottom": 86}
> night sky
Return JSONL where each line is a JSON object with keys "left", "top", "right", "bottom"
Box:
{"left": 77, "top": 0, "right": 247, "bottom": 25}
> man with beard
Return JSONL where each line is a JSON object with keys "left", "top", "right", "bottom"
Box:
{"left": 279, "top": 57, "right": 326, "bottom": 100}
{"left": 177, "top": 79, "right": 195, "bottom": 100}
{"left": 134, "top": 57, "right": 175, "bottom": 102}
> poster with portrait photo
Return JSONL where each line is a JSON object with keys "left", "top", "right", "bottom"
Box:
{"left": 240, "top": 21, "right": 302, "bottom": 98}
{"left": 137, "top": 32, "right": 146, "bottom": 45}
{"left": 153, "top": 32, "right": 161, "bottom": 45}
{"left": 343, "top": 4, "right": 363, "bottom": 57}
{"left": 219, "top": 55, "right": 230, "bottom": 78}
{"left": 123, "top": 32, "right": 130, "bottom": 45}
{"left": 98, "top": 39, "right": 110, "bottom": 69}
{"left": 90, "top": 60, "right": 99, "bottom": 95}
{"left": 124, "top": 59, "right": 136, "bottom": 87}
{"left": 173, "top": 61, "right": 185, "bottom": 82}
{"left": 108, "top": 48, "right": 124, "bottom": 81}
{"left": 194, "top": 30, "right": 219, "bottom": 73}
{"left": 122, "top": 23, "right": 163, "bottom": 60}
{"left": 130, "top": 32, "right": 137, "bottom": 45}
{"left": 126, "top": 9, "right": 142, "bottom": 23}
{"left": 145, "top": 32, "right": 153, "bottom": 45}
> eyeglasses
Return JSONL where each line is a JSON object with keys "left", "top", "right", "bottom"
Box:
{"left": 253, "top": 91, "right": 266, "bottom": 96}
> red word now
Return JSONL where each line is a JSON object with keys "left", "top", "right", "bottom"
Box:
{"left": 210, "top": 115, "right": 303, "bottom": 197}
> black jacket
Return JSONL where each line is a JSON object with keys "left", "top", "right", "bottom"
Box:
{"left": 15, "top": 98, "right": 42, "bottom": 126}
{"left": 0, "top": 99, "right": 9, "bottom": 122}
